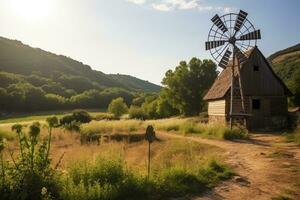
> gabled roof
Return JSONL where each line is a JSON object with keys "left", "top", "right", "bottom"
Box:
{"left": 203, "top": 46, "right": 292, "bottom": 101}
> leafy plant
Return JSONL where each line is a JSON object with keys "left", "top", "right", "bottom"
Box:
{"left": 0, "top": 121, "right": 61, "bottom": 200}
{"left": 108, "top": 97, "right": 128, "bottom": 118}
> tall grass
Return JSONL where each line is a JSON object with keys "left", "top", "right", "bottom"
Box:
{"left": 80, "top": 120, "right": 143, "bottom": 136}
{"left": 0, "top": 128, "right": 15, "bottom": 140}
{"left": 60, "top": 143, "right": 233, "bottom": 200}
{"left": 80, "top": 118, "right": 248, "bottom": 140}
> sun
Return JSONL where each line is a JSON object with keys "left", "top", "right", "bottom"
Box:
{"left": 9, "top": 0, "right": 52, "bottom": 21}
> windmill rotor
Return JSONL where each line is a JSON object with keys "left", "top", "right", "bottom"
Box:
{"left": 206, "top": 10, "right": 261, "bottom": 68}
{"left": 205, "top": 10, "right": 261, "bottom": 129}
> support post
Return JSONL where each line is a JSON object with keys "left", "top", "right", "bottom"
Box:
{"left": 230, "top": 50, "right": 235, "bottom": 130}
{"left": 236, "top": 59, "right": 247, "bottom": 127}
{"left": 147, "top": 142, "right": 151, "bottom": 178}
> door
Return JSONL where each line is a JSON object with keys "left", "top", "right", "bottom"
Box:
{"left": 249, "top": 98, "right": 264, "bottom": 130}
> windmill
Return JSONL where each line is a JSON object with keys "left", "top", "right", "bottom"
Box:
{"left": 205, "top": 10, "right": 261, "bottom": 129}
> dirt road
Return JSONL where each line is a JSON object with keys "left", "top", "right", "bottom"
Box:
{"left": 159, "top": 132, "right": 300, "bottom": 200}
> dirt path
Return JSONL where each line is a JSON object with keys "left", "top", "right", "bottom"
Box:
{"left": 158, "top": 132, "right": 300, "bottom": 200}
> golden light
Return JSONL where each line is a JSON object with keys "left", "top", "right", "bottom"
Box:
{"left": 9, "top": 0, "right": 52, "bottom": 21}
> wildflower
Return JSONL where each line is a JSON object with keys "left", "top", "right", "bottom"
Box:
{"left": 11, "top": 124, "right": 23, "bottom": 135}
{"left": 41, "top": 187, "right": 48, "bottom": 196}
{"left": 29, "top": 122, "right": 41, "bottom": 138}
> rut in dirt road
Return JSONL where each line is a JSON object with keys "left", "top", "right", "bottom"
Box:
{"left": 159, "top": 132, "right": 300, "bottom": 200}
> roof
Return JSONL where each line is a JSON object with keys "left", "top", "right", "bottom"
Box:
{"left": 203, "top": 46, "right": 292, "bottom": 101}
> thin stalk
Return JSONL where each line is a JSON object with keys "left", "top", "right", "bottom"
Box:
{"left": 17, "top": 133, "right": 24, "bottom": 159}
{"left": 30, "top": 137, "right": 35, "bottom": 172}
{"left": 7, "top": 146, "right": 19, "bottom": 170}
{"left": 147, "top": 142, "right": 151, "bottom": 179}
{"left": 0, "top": 153, "right": 5, "bottom": 185}
{"left": 45, "top": 127, "right": 52, "bottom": 160}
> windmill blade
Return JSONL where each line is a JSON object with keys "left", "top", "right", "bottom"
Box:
{"left": 238, "top": 29, "right": 261, "bottom": 41}
{"left": 205, "top": 40, "right": 227, "bottom": 50}
{"left": 218, "top": 49, "right": 232, "bottom": 69}
{"left": 211, "top": 14, "right": 228, "bottom": 33}
{"left": 234, "top": 10, "right": 248, "bottom": 32}
{"left": 234, "top": 47, "right": 248, "bottom": 63}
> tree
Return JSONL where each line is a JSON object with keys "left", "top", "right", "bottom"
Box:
{"left": 108, "top": 97, "right": 128, "bottom": 118}
{"left": 288, "top": 69, "right": 300, "bottom": 106}
{"left": 162, "top": 58, "right": 217, "bottom": 116}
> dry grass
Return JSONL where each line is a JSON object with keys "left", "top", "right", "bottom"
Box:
{"left": 80, "top": 117, "right": 248, "bottom": 140}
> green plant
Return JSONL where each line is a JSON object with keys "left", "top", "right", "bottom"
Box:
{"left": 60, "top": 110, "right": 91, "bottom": 126}
{"left": 108, "top": 97, "right": 128, "bottom": 118}
{"left": 129, "top": 106, "right": 147, "bottom": 120}
{"left": 0, "top": 121, "right": 61, "bottom": 200}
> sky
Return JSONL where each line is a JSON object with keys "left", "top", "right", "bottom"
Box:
{"left": 0, "top": 0, "right": 299, "bottom": 85}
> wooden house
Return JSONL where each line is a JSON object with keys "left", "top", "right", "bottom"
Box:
{"left": 203, "top": 46, "right": 292, "bottom": 130}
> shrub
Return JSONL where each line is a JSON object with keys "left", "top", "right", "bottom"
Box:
{"left": 108, "top": 97, "right": 128, "bottom": 118}
{"left": 223, "top": 127, "right": 249, "bottom": 140}
{"left": 129, "top": 106, "right": 147, "bottom": 120}
{"left": 60, "top": 110, "right": 91, "bottom": 126}
{"left": 72, "top": 110, "right": 92, "bottom": 123}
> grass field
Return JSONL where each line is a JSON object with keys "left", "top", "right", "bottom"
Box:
{"left": 0, "top": 117, "right": 234, "bottom": 200}
{"left": 0, "top": 109, "right": 106, "bottom": 124}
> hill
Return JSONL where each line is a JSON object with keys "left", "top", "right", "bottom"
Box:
{"left": 109, "top": 74, "right": 161, "bottom": 93}
{"left": 0, "top": 36, "right": 161, "bottom": 112}
{"left": 0, "top": 36, "right": 161, "bottom": 93}
{"left": 268, "top": 43, "right": 300, "bottom": 106}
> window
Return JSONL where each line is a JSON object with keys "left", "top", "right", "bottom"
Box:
{"left": 253, "top": 65, "right": 259, "bottom": 71}
{"left": 252, "top": 99, "right": 261, "bottom": 110}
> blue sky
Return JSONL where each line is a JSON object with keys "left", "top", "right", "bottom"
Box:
{"left": 0, "top": 0, "right": 299, "bottom": 85}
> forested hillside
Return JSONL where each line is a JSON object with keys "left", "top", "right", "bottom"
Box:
{"left": 0, "top": 37, "right": 161, "bottom": 112}
{"left": 109, "top": 74, "right": 161, "bottom": 93}
{"left": 269, "top": 43, "right": 300, "bottom": 106}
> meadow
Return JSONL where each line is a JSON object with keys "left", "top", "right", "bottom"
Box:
{"left": 0, "top": 112, "right": 240, "bottom": 200}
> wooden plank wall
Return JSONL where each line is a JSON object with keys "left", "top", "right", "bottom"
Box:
{"left": 241, "top": 49, "right": 286, "bottom": 96}
{"left": 208, "top": 100, "right": 226, "bottom": 116}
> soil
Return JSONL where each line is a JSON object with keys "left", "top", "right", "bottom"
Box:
{"left": 159, "top": 132, "right": 300, "bottom": 200}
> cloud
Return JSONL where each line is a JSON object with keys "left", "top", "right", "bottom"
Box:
{"left": 126, "top": 0, "right": 146, "bottom": 5}
{"left": 152, "top": 3, "right": 172, "bottom": 11}
{"left": 126, "top": 0, "right": 236, "bottom": 13}
{"left": 152, "top": 0, "right": 199, "bottom": 11}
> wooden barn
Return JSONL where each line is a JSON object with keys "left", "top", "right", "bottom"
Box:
{"left": 203, "top": 46, "right": 292, "bottom": 130}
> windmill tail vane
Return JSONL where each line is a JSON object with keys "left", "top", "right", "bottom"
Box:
{"left": 205, "top": 9, "right": 262, "bottom": 129}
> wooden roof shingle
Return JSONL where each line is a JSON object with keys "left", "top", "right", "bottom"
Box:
{"left": 203, "top": 47, "right": 292, "bottom": 101}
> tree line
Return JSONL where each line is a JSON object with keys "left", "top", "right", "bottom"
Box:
{"left": 0, "top": 58, "right": 217, "bottom": 117}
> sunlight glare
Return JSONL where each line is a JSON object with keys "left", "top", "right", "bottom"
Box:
{"left": 9, "top": 0, "right": 52, "bottom": 21}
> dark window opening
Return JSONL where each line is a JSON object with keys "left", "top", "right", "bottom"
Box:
{"left": 252, "top": 99, "right": 261, "bottom": 110}
{"left": 253, "top": 65, "right": 259, "bottom": 71}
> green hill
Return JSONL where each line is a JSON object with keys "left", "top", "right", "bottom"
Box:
{"left": 0, "top": 36, "right": 161, "bottom": 93}
{"left": 268, "top": 43, "right": 300, "bottom": 106}
{"left": 109, "top": 74, "right": 161, "bottom": 93}
{"left": 0, "top": 36, "right": 161, "bottom": 112}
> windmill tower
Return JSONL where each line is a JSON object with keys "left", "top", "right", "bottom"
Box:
{"left": 205, "top": 10, "right": 261, "bottom": 129}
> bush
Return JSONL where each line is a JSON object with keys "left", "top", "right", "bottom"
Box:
{"left": 129, "top": 106, "right": 147, "bottom": 120}
{"left": 223, "top": 127, "right": 249, "bottom": 140}
{"left": 72, "top": 110, "right": 92, "bottom": 123}
{"left": 108, "top": 97, "right": 128, "bottom": 118}
{"left": 60, "top": 110, "right": 92, "bottom": 126}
